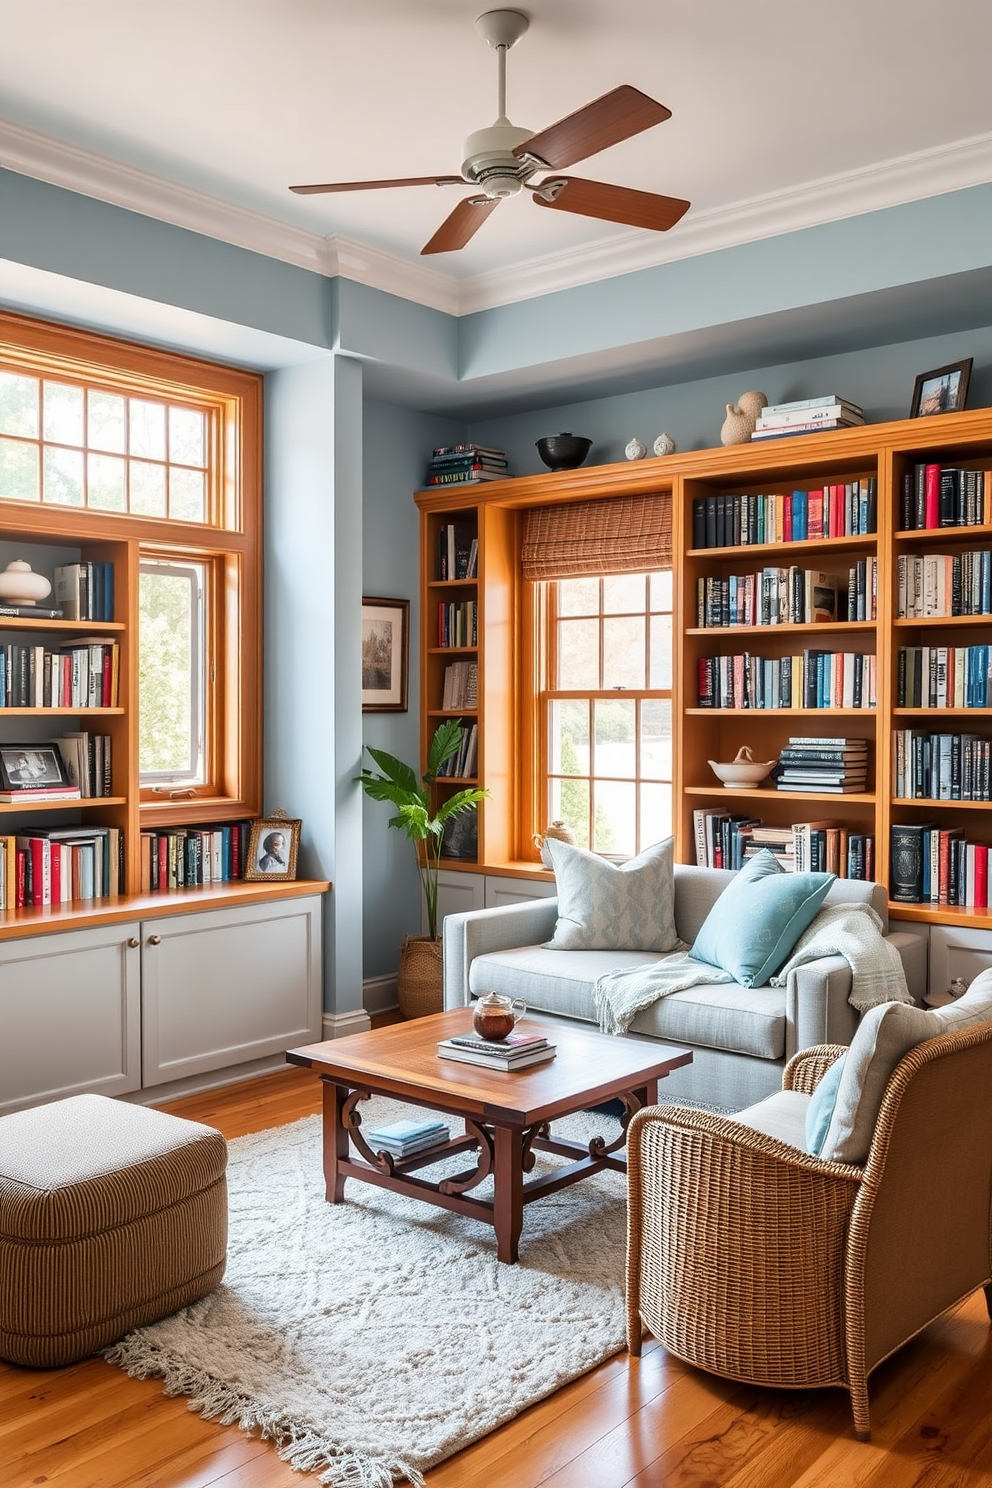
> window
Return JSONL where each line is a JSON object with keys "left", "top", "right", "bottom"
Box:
{"left": 543, "top": 571, "right": 673, "bottom": 856}
{"left": 139, "top": 559, "right": 207, "bottom": 787}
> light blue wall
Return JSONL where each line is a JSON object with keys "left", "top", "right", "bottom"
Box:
{"left": 360, "top": 399, "right": 465, "bottom": 978}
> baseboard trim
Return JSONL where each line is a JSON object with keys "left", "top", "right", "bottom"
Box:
{"left": 362, "top": 973, "right": 399, "bottom": 1017}
{"left": 322, "top": 1009, "right": 373, "bottom": 1039}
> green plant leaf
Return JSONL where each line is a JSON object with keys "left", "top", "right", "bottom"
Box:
{"left": 425, "top": 718, "right": 465, "bottom": 781}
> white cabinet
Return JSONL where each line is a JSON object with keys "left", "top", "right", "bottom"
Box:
{"left": 141, "top": 895, "right": 323, "bottom": 1086}
{"left": 0, "top": 922, "right": 141, "bottom": 1115}
{"left": 485, "top": 875, "right": 556, "bottom": 909}
{"left": 929, "top": 924, "right": 992, "bottom": 996}
{"left": 0, "top": 893, "right": 324, "bottom": 1113}
{"left": 432, "top": 870, "right": 556, "bottom": 935}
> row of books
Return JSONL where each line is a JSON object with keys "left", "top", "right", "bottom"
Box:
{"left": 897, "top": 646, "right": 992, "bottom": 709}
{"left": 436, "top": 522, "right": 479, "bottom": 580}
{"left": 774, "top": 736, "right": 869, "bottom": 795}
{"left": 692, "top": 810, "right": 875, "bottom": 878}
{"left": 695, "top": 562, "right": 876, "bottom": 628}
{"left": 437, "top": 1029, "right": 556, "bottom": 1070}
{"left": 0, "top": 825, "right": 123, "bottom": 907}
{"left": 56, "top": 732, "right": 112, "bottom": 798}
{"left": 896, "top": 550, "right": 992, "bottom": 617}
{"left": 890, "top": 823, "right": 990, "bottom": 908}
{"left": 898, "top": 464, "right": 990, "bottom": 531}
{"left": 697, "top": 650, "right": 878, "bottom": 711}
{"left": 691, "top": 477, "right": 876, "bottom": 548}
{"left": 440, "top": 660, "right": 478, "bottom": 710}
{"left": 436, "top": 722, "right": 477, "bottom": 780}
{"left": 423, "top": 443, "right": 508, "bottom": 488}
{"left": 53, "top": 560, "right": 116, "bottom": 621}
{"left": 0, "top": 640, "right": 119, "bottom": 709}
{"left": 437, "top": 600, "right": 477, "bottom": 649}
{"left": 750, "top": 395, "right": 865, "bottom": 442}
{"left": 893, "top": 730, "right": 992, "bottom": 802}
{"left": 138, "top": 822, "right": 251, "bottom": 893}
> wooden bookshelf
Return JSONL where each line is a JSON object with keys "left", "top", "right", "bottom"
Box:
{"left": 416, "top": 405, "right": 992, "bottom": 926}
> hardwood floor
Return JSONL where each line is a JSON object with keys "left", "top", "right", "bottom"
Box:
{"left": 3, "top": 1065, "right": 991, "bottom": 1488}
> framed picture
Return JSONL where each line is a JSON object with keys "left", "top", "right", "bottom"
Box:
{"left": 244, "top": 816, "right": 301, "bottom": 882}
{"left": 0, "top": 744, "right": 71, "bottom": 792}
{"left": 909, "top": 358, "right": 972, "bottom": 418}
{"left": 361, "top": 596, "right": 409, "bottom": 713}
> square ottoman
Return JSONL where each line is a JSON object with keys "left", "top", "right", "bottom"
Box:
{"left": 0, "top": 1092, "right": 227, "bottom": 1368}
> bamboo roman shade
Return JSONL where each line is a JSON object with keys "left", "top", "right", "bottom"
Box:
{"left": 520, "top": 494, "right": 672, "bottom": 581}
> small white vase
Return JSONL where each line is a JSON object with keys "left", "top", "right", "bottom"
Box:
{"left": 653, "top": 433, "right": 676, "bottom": 456}
{"left": 0, "top": 560, "right": 52, "bottom": 606}
{"left": 625, "top": 438, "right": 647, "bottom": 461}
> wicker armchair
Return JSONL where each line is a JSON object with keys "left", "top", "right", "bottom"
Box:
{"left": 625, "top": 1022, "right": 992, "bottom": 1438}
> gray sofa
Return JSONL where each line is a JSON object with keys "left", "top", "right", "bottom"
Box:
{"left": 442, "top": 864, "right": 928, "bottom": 1110}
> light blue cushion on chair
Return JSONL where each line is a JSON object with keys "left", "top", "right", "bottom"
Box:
{"left": 689, "top": 848, "right": 835, "bottom": 988}
{"left": 805, "top": 1053, "right": 848, "bottom": 1155}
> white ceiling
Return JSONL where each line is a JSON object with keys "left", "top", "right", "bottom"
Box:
{"left": 1, "top": 0, "right": 991, "bottom": 314}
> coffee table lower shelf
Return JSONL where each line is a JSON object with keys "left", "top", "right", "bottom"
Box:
{"left": 288, "top": 1011, "right": 692, "bottom": 1263}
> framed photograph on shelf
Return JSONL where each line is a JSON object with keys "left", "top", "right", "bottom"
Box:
{"left": 244, "top": 814, "right": 302, "bottom": 882}
{"left": 909, "top": 358, "right": 972, "bottom": 418}
{"left": 361, "top": 596, "right": 409, "bottom": 713}
{"left": 0, "top": 744, "right": 72, "bottom": 793}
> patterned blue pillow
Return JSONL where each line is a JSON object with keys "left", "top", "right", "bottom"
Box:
{"left": 545, "top": 836, "right": 680, "bottom": 952}
{"left": 689, "top": 848, "right": 835, "bottom": 987}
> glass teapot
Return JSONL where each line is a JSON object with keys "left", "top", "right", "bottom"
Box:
{"left": 472, "top": 990, "right": 527, "bottom": 1041}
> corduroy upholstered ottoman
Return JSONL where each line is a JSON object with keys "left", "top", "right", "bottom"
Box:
{"left": 0, "top": 1092, "right": 228, "bottom": 1368}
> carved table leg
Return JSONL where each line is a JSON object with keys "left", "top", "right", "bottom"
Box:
{"left": 322, "top": 1078, "right": 351, "bottom": 1203}
{"left": 493, "top": 1124, "right": 525, "bottom": 1264}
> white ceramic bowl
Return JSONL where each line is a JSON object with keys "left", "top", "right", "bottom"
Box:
{"left": 708, "top": 757, "right": 775, "bottom": 787}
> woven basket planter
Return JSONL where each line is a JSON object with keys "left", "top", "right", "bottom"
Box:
{"left": 397, "top": 935, "right": 444, "bottom": 1019}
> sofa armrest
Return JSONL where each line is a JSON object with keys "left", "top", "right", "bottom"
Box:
{"left": 442, "top": 898, "right": 560, "bottom": 1008}
{"left": 783, "top": 931, "right": 930, "bottom": 1059}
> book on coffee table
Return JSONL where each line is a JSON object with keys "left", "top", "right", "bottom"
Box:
{"left": 437, "top": 1037, "right": 556, "bottom": 1070}
{"left": 363, "top": 1116, "right": 450, "bottom": 1156}
{"left": 446, "top": 1031, "right": 549, "bottom": 1055}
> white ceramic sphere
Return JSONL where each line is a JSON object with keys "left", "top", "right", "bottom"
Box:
{"left": 625, "top": 437, "right": 647, "bottom": 461}
{"left": 653, "top": 433, "right": 676, "bottom": 456}
{"left": 0, "top": 560, "right": 52, "bottom": 605}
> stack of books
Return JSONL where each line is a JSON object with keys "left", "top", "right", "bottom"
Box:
{"left": 751, "top": 396, "right": 865, "bottom": 441}
{"left": 423, "top": 444, "right": 509, "bottom": 487}
{"left": 362, "top": 1116, "right": 451, "bottom": 1158}
{"left": 775, "top": 736, "right": 869, "bottom": 794}
{"left": 437, "top": 1029, "right": 556, "bottom": 1070}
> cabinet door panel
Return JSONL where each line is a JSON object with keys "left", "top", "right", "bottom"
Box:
{"left": 141, "top": 897, "right": 322, "bottom": 1085}
{"left": 929, "top": 923, "right": 992, "bottom": 998}
{"left": 0, "top": 924, "right": 140, "bottom": 1113}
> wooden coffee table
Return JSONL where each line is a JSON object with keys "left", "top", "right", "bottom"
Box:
{"left": 287, "top": 1010, "right": 691, "bottom": 1263}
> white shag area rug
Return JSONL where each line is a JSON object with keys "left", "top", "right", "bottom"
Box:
{"left": 103, "top": 1100, "right": 628, "bottom": 1488}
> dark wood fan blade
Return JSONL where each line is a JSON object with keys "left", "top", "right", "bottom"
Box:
{"left": 515, "top": 86, "right": 671, "bottom": 171}
{"left": 421, "top": 197, "right": 501, "bottom": 255}
{"left": 532, "top": 176, "right": 690, "bottom": 232}
{"left": 289, "top": 176, "right": 464, "bottom": 195}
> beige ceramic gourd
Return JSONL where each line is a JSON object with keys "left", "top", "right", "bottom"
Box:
{"left": 533, "top": 819, "right": 576, "bottom": 867}
{"left": 720, "top": 390, "right": 769, "bottom": 446}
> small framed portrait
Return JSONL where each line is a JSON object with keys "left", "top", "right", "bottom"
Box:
{"left": 909, "top": 358, "right": 972, "bottom": 418}
{"left": 0, "top": 744, "right": 71, "bottom": 792}
{"left": 244, "top": 816, "right": 301, "bottom": 882}
{"left": 361, "top": 596, "right": 409, "bottom": 713}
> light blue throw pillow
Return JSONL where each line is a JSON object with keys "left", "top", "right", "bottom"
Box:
{"left": 688, "top": 848, "right": 835, "bottom": 987}
{"left": 805, "top": 1053, "right": 847, "bottom": 1155}
{"left": 545, "top": 836, "right": 680, "bottom": 952}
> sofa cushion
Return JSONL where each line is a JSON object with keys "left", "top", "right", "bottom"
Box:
{"left": 468, "top": 946, "right": 786, "bottom": 1059}
{"left": 544, "top": 836, "right": 680, "bottom": 952}
{"left": 688, "top": 848, "right": 835, "bottom": 988}
{"left": 818, "top": 970, "right": 992, "bottom": 1164}
{"left": 734, "top": 1089, "right": 811, "bottom": 1148}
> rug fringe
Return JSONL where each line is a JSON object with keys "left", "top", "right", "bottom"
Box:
{"left": 101, "top": 1335, "right": 425, "bottom": 1488}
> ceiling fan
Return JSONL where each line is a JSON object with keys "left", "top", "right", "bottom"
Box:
{"left": 289, "top": 9, "right": 690, "bottom": 256}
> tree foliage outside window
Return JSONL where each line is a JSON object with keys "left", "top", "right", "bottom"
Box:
{"left": 139, "top": 561, "right": 205, "bottom": 783}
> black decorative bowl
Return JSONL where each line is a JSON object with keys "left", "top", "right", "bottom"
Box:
{"left": 536, "top": 433, "right": 592, "bottom": 471}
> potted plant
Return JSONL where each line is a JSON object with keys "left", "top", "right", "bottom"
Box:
{"left": 356, "top": 718, "right": 489, "bottom": 1017}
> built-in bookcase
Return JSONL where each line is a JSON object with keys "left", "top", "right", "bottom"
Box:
{"left": 416, "top": 406, "right": 992, "bottom": 927}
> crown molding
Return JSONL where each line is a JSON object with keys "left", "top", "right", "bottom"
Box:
{"left": 3, "top": 117, "right": 991, "bottom": 319}
{"left": 0, "top": 119, "right": 334, "bottom": 276}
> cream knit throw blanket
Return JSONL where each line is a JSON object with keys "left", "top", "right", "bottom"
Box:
{"left": 593, "top": 902, "right": 911, "bottom": 1036}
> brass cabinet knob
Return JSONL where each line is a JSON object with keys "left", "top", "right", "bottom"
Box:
{"left": 127, "top": 937, "right": 139, "bottom": 948}
{"left": 148, "top": 934, "right": 162, "bottom": 945}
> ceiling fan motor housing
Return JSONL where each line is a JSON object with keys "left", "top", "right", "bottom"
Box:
{"left": 461, "top": 122, "right": 536, "bottom": 197}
